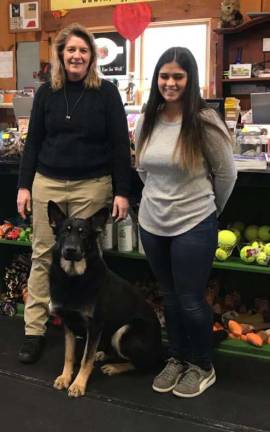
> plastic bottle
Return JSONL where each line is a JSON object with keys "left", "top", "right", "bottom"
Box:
{"left": 117, "top": 214, "right": 133, "bottom": 252}
{"left": 101, "top": 213, "right": 114, "bottom": 250}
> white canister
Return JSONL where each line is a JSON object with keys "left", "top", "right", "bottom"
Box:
{"left": 101, "top": 214, "right": 114, "bottom": 250}
{"left": 117, "top": 214, "right": 133, "bottom": 252}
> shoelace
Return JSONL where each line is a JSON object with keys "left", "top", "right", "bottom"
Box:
{"left": 180, "top": 367, "right": 202, "bottom": 385}
{"left": 158, "top": 358, "right": 182, "bottom": 378}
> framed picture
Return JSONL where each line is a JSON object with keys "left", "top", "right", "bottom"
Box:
{"left": 229, "top": 63, "right": 252, "bottom": 79}
{"left": 94, "top": 32, "right": 127, "bottom": 76}
{"left": 9, "top": 1, "right": 41, "bottom": 32}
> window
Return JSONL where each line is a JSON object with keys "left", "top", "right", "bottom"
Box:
{"left": 135, "top": 21, "right": 209, "bottom": 103}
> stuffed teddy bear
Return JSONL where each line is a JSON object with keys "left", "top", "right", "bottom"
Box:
{"left": 220, "top": 0, "right": 243, "bottom": 28}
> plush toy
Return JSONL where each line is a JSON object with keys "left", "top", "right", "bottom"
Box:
{"left": 227, "top": 320, "right": 270, "bottom": 347}
{"left": 220, "top": 0, "right": 243, "bottom": 28}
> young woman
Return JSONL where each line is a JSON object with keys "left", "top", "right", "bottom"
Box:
{"left": 17, "top": 23, "right": 131, "bottom": 364}
{"left": 135, "top": 47, "right": 237, "bottom": 398}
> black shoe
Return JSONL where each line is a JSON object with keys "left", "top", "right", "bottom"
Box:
{"left": 18, "top": 336, "right": 45, "bottom": 364}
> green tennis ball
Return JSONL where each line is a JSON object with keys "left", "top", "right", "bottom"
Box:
{"left": 215, "top": 248, "right": 229, "bottom": 261}
{"left": 251, "top": 241, "right": 264, "bottom": 250}
{"left": 256, "top": 251, "right": 269, "bottom": 266}
{"left": 264, "top": 243, "right": 270, "bottom": 256}
{"left": 240, "top": 245, "right": 256, "bottom": 263}
{"left": 231, "top": 221, "right": 245, "bottom": 232}
{"left": 244, "top": 225, "right": 259, "bottom": 242}
{"left": 230, "top": 228, "right": 241, "bottom": 242}
{"left": 258, "top": 225, "right": 270, "bottom": 242}
{"left": 218, "top": 230, "right": 237, "bottom": 249}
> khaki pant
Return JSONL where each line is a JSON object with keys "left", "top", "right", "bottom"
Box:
{"left": 24, "top": 173, "right": 113, "bottom": 336}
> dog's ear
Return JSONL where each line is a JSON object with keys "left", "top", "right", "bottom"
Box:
{"left": 48, "top": 201, "right": 66, "bottom": 230}
{"left": 90, "top": 207, "right": 110, "bottom": 233}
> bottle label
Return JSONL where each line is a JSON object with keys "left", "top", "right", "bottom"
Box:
{"left": 102, "top": 222, "right": 113, "bottom": 250}
{"left": 118, "top": 225, "right": 133, "bottom": 252}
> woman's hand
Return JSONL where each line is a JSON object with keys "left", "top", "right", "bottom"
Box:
{"left": 112, "top": 195, "right": 129, "bottom": 222}
{"left": 17, "top": 188, "right": 31, "bottom": 219}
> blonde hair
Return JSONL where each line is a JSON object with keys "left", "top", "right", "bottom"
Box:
{"left": 50, "top": 23, "right": 101, "bottom": 90}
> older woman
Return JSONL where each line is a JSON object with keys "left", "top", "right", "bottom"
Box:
{"left": 17, "top": 23, "right": 131, "bottom": 363}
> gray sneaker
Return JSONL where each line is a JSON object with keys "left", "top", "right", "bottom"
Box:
{"left": 152, "top": 358, "right": 185, "bottom": 393}
{"left": 172, "top": 364, "right": 216, "bottom": 398}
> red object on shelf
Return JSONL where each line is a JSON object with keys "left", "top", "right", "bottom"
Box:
{"left": 113, "top": 3, "right": 152, "bottom": 42}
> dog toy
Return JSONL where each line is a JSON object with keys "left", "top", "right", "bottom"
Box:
{"left": 215, "top": 229, "right": 238, "bottom": 261}
{"left": 227, "top": 319, "right": 270, "bottom": 347}
{"left": 220, "top": 0, "right": 243, "bottom": 28}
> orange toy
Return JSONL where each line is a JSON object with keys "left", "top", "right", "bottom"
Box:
{"left": 227, "top": 319, "right": 270, "bottom": 347}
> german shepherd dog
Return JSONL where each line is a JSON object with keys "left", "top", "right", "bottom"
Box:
{"left": 48, "top": 201, "right": 162, "bottom": 398}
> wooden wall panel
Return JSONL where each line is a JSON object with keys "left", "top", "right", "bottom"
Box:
{"left": 0, "top": 0, "right": 266, "bottom": 91}
{"left": 0, "top": 0, "right": 16, "bottom": 89}
{"left": 240, "top": 0, "right": 262, "bottom": 14}
{"left": 263, "top": 0, "right": 270, "bottom": 10}
{"left": 43, "top": 0, "right": 223, "bottom": 32}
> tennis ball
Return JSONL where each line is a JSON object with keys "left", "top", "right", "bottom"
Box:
{"left": 264, "top": 243, "right": 270, "bottom": 256}
{"left": 218, "top": 230, "right": 237, "bottom": 249}
{"left": 240, "top": 245, "right": 256, "bottom": 263}
{"left": 230, "top": 228, "right": 241, "bottom": 242}
{"left": 251, "top": 241, "right": 264, "bottom": 250}
{"left": 215, "top": 248, "right": 229, "bottom": 261}
{"left": 244, "top": 225, "right": 259, "bottom": 242}
{"left": 258, "top": 225, "right": 270, "bottom": 242}
{"left": 256, "top": 251, "right": 269, "bottom": 266}
{"left": 231, "top": 221, "right": 245, "bottom": 232}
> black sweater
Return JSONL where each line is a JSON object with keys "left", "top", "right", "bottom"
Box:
{"left": 18, "top": 79, "right": 131, "bottom": 197}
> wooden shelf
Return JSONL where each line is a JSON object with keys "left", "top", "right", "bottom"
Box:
{"left": 222, "top": 78, "right": 270, "bottom": 83}
{"left": 214, "top": 16, "right": 270, "bottom": 110}
{"left": 0, "top": 103, "right": 13, "bottom": 109}
{"left": 214, "top": 15, "right": 270, "bottom": 34}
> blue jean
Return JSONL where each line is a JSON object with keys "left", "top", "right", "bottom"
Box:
{"left": 139, "top": 212, "right": 218, "bottom": 370}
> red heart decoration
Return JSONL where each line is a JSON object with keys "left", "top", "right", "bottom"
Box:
{"left": 113, "top": 4, "right": 152, "bottom": 42}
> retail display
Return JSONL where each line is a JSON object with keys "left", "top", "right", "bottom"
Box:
{"left": 215, "top": 16, "right": 270, "bottom": 111}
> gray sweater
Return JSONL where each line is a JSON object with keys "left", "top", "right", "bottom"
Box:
{"left": 135, "top": 109, "right": 237, "bottom": 236}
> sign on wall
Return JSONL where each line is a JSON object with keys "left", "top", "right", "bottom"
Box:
{"left": 9, "top": 1, "right": 41, "bottom": 32}
{"left": 50, "top": 0, "right": 157, "bottom": 10}
{"left": 94, "top": 32, "right": 127, "bottom": 76}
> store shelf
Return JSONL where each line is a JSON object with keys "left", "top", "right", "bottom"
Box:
{"left": 212, "top": 256, "right": 270, "bottom": 274}
{"left": 0, "top": 103, "right": 13, "bottom": 109}
{"left": 14, "top": 302, "right": 270, "bottom": 361}
{"left": 105, "top": 249, "right": 270, "bottom": 274}
{"left": 222, "top": 77, "right": 270, "bottom": 83}
{"left": 104, "top": 249, "right": 146, "bottom": 260}
{"left": 216, "top": 338, "right": 270, "bottom": 361}
{"left": 2, "top": 244, "right": 269, "bottom": 274}
{"left": 0, "top": 239, "right": 31, "bottom": 247}
{"left": 16, "top": 302, "right": 24, "bottom": 318}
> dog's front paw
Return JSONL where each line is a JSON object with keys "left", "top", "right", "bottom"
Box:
{"left": 54, "top": 374, "right": 72, "bottom": 390}
{"left": 68, "top": 381, "right": 86, "bottom": 398}
{"left": 95, "top": 351, "right": 107, "bottom": 362}
{"left": 101, "top": 363, "right": 118, "bottom": 376}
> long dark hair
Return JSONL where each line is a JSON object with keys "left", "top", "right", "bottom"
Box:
{"left": 136, "top": 47, "right": 226, "bottom": 172}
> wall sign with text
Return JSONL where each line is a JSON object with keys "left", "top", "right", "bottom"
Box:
{"left": 94, "top": 32, "right": 127, "bottom": 76}
{"left": 9, "top": 1, "right": 41, "bottom": 32}
{"left": 50, "top": 0, "right": 157, "bottom": 10}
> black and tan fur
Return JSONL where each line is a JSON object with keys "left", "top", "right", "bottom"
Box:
{"left": 48, "top": 201, "right": 162, "bottom": 397}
